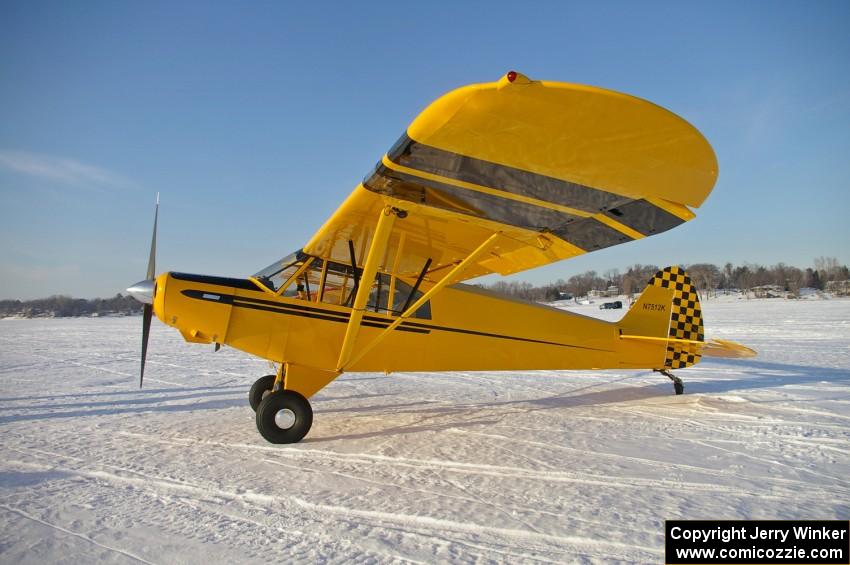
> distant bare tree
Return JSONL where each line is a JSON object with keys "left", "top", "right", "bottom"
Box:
{"left": 687, "top": 263, "right": 720, "bottom": 298}
{"left": 620, "top": 264, "right": 659, "bottom": 298}
{"left": 815, "top": 256, "right": 840, "bottom": 281}
{"left": 722, "top": 262, "right": 734, "bottom": 289}
{"left": 731, "top": 265, "right": 753, "bottom": 294}
{"left": 603, "top": 268, "right": 621, "bottom": 288}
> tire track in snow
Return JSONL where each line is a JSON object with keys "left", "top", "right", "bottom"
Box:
{"left": 27, "top": 352, "right": 136, "bottom": 378}
{"left": 0, "top": 503, "right": 156, "bottom": 565}
{"left": 616, "top": 404, "right": 850, "bottom": 435}
{"left": 286, "top": 495, "right": 657, "bottom": 562}
{"left": 24, "top": 351, "right": 243, "bottom": 387}
{"left": 690, "top": 438, "right": 850, "bottom": 486}
{"left": 262, "top": 458, "right": 496, "bottom": 516}
{"left": 4, "top": 448, "right": 650, "bottom": 563}
{"left": 2, "top": 454, "right": 424, "bottom": 565}
{"left": 116, "top": 432, "right": 784, "bottom": 499}
{"left": 9, "top": 433, "right": 651, "bottom": 543}
{"left": 610, "top": 407, "right": 850, "bottom": 487}
{"left": 440, "top": 430, "right": 850, "bottom": 498}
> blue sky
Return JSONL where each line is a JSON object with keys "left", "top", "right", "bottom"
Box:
{"left": 1, "top": 1, "right": 848, "bottom": 299}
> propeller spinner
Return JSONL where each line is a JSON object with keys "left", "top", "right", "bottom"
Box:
{"left": 127, "top": 193, "right": 159, "bottom": 388}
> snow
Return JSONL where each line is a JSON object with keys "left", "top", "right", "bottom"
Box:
{"left": 1, "top": 299, "right": 848, "bottom": 563}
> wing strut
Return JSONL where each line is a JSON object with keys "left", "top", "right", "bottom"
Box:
{"left": 340, "top": 231, "right": 501, "bottom": 372}
{"left": 344, "top": 240, "right": 361, "bottom": 307}
{"left": 335, "top": 207, "right": 397, "bottom": 370}
{"left": 402, "top": 258, "right": 432, "bottom": 313}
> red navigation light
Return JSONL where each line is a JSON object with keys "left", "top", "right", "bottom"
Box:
{"left": 507, "top": 71, "right": 517, "bottom": 82}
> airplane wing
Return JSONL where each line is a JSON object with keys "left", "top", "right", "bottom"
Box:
{"left": 303, "top": 72, "right": 718, "bottom": 283}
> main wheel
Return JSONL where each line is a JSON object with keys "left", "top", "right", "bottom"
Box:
{"left": 249, "top": 374, "right": 277, "bottom": 412}
{"left": 256, "top": 390, "right": 313, "bottom": 444}
{"left": 674, "top": 381, "right": 684, "bottom": 395}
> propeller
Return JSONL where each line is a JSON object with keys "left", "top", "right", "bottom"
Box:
{"left": 127, "top": 193, "right": 159, "bottom": 388}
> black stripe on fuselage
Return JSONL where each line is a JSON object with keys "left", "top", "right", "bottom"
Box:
{"left": 181, "top": 289, "right": 430, "bottom": 334}
{"left": 171, "top": 272, "right": 259, "bottom": 291}
{"left": 233, "top": 300, "right": 431, "bottom": 333}
{"left": 231, "top": 293, "right": 421, "bottom": 329}
{"left": 401, "top": 320, "right": 613, "bottom": 352}
{"left": 180, "top": 288, "right": 611, "bottom": 352}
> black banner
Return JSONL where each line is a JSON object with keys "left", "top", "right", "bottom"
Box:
{"left": 665, "top": 520, "right": 849, "bottom": 564}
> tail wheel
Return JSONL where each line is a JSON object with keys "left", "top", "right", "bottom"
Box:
{"left": 248, "top": 374, "right": 277, "bottom": 412}
{"left": 256, "top": 390, "right": 313, "bottom": 444}
{"left": 655, "top": 368, "right": 684, "bottom": 395}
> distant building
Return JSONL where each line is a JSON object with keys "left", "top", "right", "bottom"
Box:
{"left": 588, "top": 286, "right": 619, "bottom": 298}
{"left": 826, "top": 280, "right": 850, "bottom": 296}
{"left": 752, "top": 285, "right": 784, "bottom": 298}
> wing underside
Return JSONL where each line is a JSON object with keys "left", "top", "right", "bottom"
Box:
{"left": 303, "top": 72, "right": 718, "bottom": 283}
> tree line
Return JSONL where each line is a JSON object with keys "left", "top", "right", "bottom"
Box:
{"left": 483, "top": 257, "right": 850, "bottom": 302}
{"left": 0, "top": 294, "right": 143, "bottom": 318}
{"left": 1, "top": 257, "right": 847, "bottom": 318}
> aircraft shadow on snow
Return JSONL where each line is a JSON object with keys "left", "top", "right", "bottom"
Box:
{"left": 312, "top": 359, "right": 850, "bottom": 442}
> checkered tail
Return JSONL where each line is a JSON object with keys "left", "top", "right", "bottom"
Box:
{"left": 645, "top": 266, "right": 705, "bottom": 369}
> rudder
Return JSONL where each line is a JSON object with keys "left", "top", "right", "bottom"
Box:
{"left": 620, "top": 266, "right": 704, "bottom": 369}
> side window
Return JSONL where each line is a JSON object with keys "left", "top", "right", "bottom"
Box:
{"left": 319, "top": 261, "right": 356, "bottom": 306}
{"left": 314, "top": 258, "right": 431, "bottom": 320}
{"left": 366, "top": 274, "right": 390, "bottom": 313}
{"left": 389, "top": 277, "right": 431, "bottom": 319}
{"left": 281, "top": 265, "right": 316, "bottom": 299}
{"left": 366, "top": 273, "right": 431, "bottom": 319}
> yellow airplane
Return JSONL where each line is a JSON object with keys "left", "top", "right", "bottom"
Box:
{"left": 127, "top": 72, "right": 755, "bottom": 444}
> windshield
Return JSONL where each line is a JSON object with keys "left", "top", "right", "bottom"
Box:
{"left": 252, "top": 250, "right": 307, "bottom": 292}
{"left": 252, "top": 250, "right": 431, "bottom": 319}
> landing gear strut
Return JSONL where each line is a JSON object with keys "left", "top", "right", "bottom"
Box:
{"left": 656, "top": 369, "right": 684, "bottom": 395}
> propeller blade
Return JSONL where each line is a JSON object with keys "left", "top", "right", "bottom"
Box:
{"left": 139, "top": 193, "right": 159, "bottom": 389}
{"left": 140, "top": 303, "right": 152, "bottom": 388}
{"left": 146, "top": 193, "right": 159, "bottom": 280}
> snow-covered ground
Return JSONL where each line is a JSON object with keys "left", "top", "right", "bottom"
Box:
{"left": 1, "top": 299, "right": 848, "bottom": 563}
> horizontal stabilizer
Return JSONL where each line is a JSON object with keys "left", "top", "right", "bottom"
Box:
{"left": 700, "top": 338, "right": 757, "bottom": 359}
{"left": 620, "top": 334, "right": 756, "bottom": 359}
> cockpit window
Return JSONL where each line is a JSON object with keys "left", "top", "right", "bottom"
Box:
{"left": 319, "top": 260, "right": 357, "bottom": 306}
{"left": 367, "top": 273, "right": 431, "bottom": 319}
{"left": 255, "top": 251, "right": 431, "bottom": 319}
{"left": 252, "top": 250, "right": 308, "bottom": 292}
{"left": 317, "top": 260, "right": 431, "bottom": 319}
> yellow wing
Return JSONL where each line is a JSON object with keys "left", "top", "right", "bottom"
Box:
{"left": 303, "top": 72, "right": 718, "bottom": 282}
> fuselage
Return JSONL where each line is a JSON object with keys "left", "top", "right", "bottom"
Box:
{"left": 152, "top": 270, "right": 667, "bottom": 374}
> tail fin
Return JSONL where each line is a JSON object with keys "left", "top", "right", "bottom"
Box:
{"left": 620, "top": 266, "right": 704, "bottom": 369}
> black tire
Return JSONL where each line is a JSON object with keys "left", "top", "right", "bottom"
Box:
{"left": 256, "top": 390, "right": 313, "bottom": 444}
{"left": 249, "top": 374, "right": 277, "bottom": 412}
{"left": 674, "top": 381, "right": 684, "bottom": 395}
